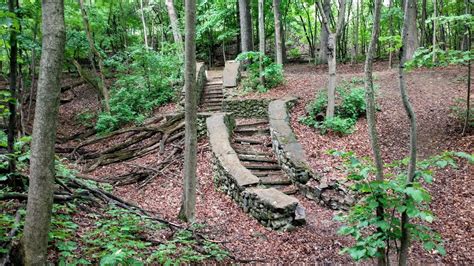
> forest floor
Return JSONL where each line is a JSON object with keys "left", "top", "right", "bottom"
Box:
{"left": 54, "top": 62, "right": 473, "bottom": 264}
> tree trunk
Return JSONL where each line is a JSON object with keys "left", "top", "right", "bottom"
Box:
{"left": 273, "top": 0, "right": 283, "bottom": 65}
{"left": 317, "top": 0, "right": 346, "bottom": 118}
{"left": 165, "top": 0, "right": 182, "bottom": 47}
{"left": 239, "top": 0, "right": 253, "bottom": 52}
{"left": 139, "top": 0, "right": 149, "bottom": 48}
{"left": 179, "top": 0, "right": 197, "bottom": 222}
{"left": 398, "top": 0, "right": 419, "bottom": 264}
{"left": 78, "top": 0, "right": 111, "bottom": 113}
{"left": 405, "top": 0, "right": 419, "bottom": 60}
{"left": 7, "top": 0, "right": 18, "bottom": 174}
{"left": 388, "top": 0, "right": 394, "bottom": 69}
{"left": 258, "top": 0, "right": 265, "bottom": 85}
{"left": 318, "top": 0, "right": 331, "bottom": 64}
{"left": 462, "top": 0, "right": 471, "bottom": 135}
{"left": 22, "top": 0, "right": 66, "bottom": 264}
{"left": 432, "top": 0, "right": 437, "bottom": 63}
{"left": 326, "top": 33, "right": 337, "bottom": 118}
{"left": 420, "top": 0, "right": 427, "bottom": 47}
{"left": 364, "top": 0, "right": 386, "bottom": 265}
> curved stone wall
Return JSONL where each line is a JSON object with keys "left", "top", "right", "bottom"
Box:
{"left": 222, "top": 98, "right": 271, "bottom": 118}
{"left": 268, "top": 97, "right": 354, "bottom": 210}
{"left": 206, "top": 113, "right": 306, "bottom": 230}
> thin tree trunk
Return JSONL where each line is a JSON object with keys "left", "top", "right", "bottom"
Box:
{"left": 22, "top": 0, "right": 66, "bottom": 264}
{"left": 178, "top": 0, "right": 197, "bottom": 222}
{"left": 26, "top": 21, "right": 38, "bottom": 123}
{"left": 78, "top": 0, "right": 110, "bottom": 113}
{"left": 258, "top": 0, "right": 265, "bottom": 85}
{"left": 7, "top": 0, "right": 18, "bottom": 174}
{"left": 317, "top": 0, "right": 346, "bottom": 118}
{"left": 318, "top": 0, "right": 330, "bottom": 64}
{"left": 421, "top": 0, "right": 427, "bottom": 47}
{"left": 398, "top": 0, "right": 419, "bottom": 264}
{"left": 273, "top": 0, "right": 283, "bottom": 65}
{"left": 364, "top": 0, "right": 386, "bottom": 265}
{"left": 139, "top": 0, "right": 149, "bottom": 48}
{"left": 432, "top": 0, "right": 437, "bottom": 63}
{"left": 388, "top": 0, "right": 394, "bottom": 69}
{"left": 165, "top": 0, "right": 182, "bottom": 47}
{"left": 239, "top": 0, "right": 253, "bottom": 52}
{"left": 405, "top": 0, "right": 419, "bottom": 60}
{"left": 462, "top": 0, "right": 471, "bottom": 135}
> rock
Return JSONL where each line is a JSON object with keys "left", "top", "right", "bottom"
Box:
{"left": 293, "top": 204, "right": 306, "bottom": 225}
{"left": 223, "top": 60, "right": 241, "bottom": 87}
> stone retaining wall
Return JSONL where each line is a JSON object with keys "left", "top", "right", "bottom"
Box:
{"left": 206, "top": 113, "right": 305, "bottom": 230}
{"left": 222, "top": 98, "right": 271, "bottom": 118}
{"left": 268, "top": 97, "right": 354, "bottom": 210}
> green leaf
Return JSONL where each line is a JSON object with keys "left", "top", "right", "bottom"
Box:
{"left": 405, "top": 187, "right": 424, "bottom": 203}
{"left": 348, "top": 247, "right": 366, "bottom": 260}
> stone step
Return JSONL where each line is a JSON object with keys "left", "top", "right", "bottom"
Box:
{"left": 238, "top": 154, "right": 278, "bottom": 163}
{"left": 236, "top": 120, "right": 269, "bottom": 128}
{"left": 207, "top": 81, "right": 223, "bottom": 86}
{"left": 234, "top": 148, "right": 273, "bottom": 156}
{"left": 233, "top": 138, "right": 265, "bottom": 145}
{"left": 204, "top": 91, "right": 223, "bottom": 95}
{"left": 205, "top": 106, "right": 222, "bottom": 111}
{"left": 243, "top": 164, "right": 281, "bottom": 171}
{"left": 204, "top": 90, "right": 223, "bottom": 95}
{"left": 259, "top": 175, "right": 292, "bottom": 186}
{"left": 204, "top": 98, "right": 222, "bottom": 103}
{"left": 251, "top": 170, "right": 284, "bottom": 176}
{"left": 234, "top": 127, "right": 270, "bottom": 135}
{"left": 203, "top": 94, "right": 224, "bottom": 98}
{"left": 203, "top": 103, "right": 222, "bottom": 107}
{"left": 279, "top": 185, "right": 299, "bottom": 195}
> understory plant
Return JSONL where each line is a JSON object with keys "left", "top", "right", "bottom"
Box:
{"left": 96, "top": 45, "right": 183, "bottom": 132}
{"left": 236, "top": 51, "right": 284, "bottom": 93}
{"left": 300, "top": 80, "right": 369, "bottom": 135}
{"left": 332, "top": 150, "right": 474, "bottom": 262}
{"left": 0, "top": 201, "right": 228, "bottom": 265}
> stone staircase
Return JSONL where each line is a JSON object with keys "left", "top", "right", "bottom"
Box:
{"left": 200, "top": 70, "right": 224, "bottom": 112}
{"left": 231, "top": 118, "right": 298, "bottom": 195}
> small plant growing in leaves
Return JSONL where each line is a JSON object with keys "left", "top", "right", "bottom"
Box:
{"left": 331, "top": 150, "right": 474, "bottom": 262}
{"left": 299, "top": 80, "right": 371, "bottom": 135}
{"left": 236, "top": 51, "right": 284, "bottom": 92}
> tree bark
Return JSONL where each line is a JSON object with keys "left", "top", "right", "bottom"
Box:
{"left": 7, "top": 0, "right": 18, "bottom": 174}
{"left": 364, "top": 0, "right": 386, "bottom": 265}
{"left": 399, "top": 1, "right": 419, "bottom": 264}
{"left": 179, "top": 0, "right": 197, "bottom": 222}
{"left": 462, "top": 0, "right": 471, "bottom": 135}
{"left": 139, "top": 0, "right": 149, "bottom": 48}
{"left": 165, "top": 0, "right": 182, "bottom": 47}
{"left": 318, "top": 0, "right": 331, "bottom": 64}
{"left": 239, "top": 0, "right": 253, "bottom": 52}
{"left": 273, "top": 0, "right": 283, "bottom": 65}
{"left": 78, "top": 0, "right": 111, "bottom": 113}
{"left": 432, "top": 0, "right": 437, "bottom": 63}
{"left": 317, "top": 0, "right": 346, "bottom": 118}
{"left": 405, "top": 0, "right": 419, "bottom": 60}
{"left": 258, "top": 0, "right": 265, "bottom": 85}
{"left": 22, "top": 0, "right": 66, "bottom": 264}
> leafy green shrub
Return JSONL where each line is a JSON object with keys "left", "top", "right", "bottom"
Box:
{"left": 322, "top": 117, "right": 355, "bottom": 135}
{"left": 332, "top": 150, "right": 474, "bottom": 262}
{"left": 288, "top": 48, "right": 301, "bottom": 58}
{"left": 236, "top": 51, "right": 284, "bottom": 92}
{"left": 96, "top": 46, "right": 183, "bottom": 132}
{"left": 299, "top": 80, "right": 370, "bottom": 135}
